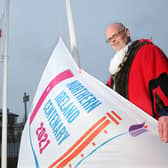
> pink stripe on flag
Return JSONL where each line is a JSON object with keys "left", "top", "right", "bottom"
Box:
{"left": 29, "top": 69, "right": 74, "bottom": 125}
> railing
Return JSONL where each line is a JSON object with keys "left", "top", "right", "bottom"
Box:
{"left": 0, "top": 143, "right": 20, "bottom": 158}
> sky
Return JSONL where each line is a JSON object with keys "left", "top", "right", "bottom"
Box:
{"left": 0, "top": 0, "right": 168, "bottom": 122}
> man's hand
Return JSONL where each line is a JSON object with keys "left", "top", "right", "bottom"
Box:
{"left": 158, "top": 116, "right": 168, "bottom": 143}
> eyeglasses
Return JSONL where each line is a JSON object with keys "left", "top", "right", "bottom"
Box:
{"left": 106, "top": 28, "right": 126, "bottom": 43}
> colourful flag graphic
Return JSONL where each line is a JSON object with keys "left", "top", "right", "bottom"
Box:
{"left": 17, "top": 38, "right": 168, "bottom": 168}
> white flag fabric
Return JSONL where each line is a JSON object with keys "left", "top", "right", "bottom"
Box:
{"left": 17, "top": 38, "right": 168, "bottom": 168}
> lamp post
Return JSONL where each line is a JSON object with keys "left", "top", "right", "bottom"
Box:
{"left": 23, "top": 92, "right": 29, "bottom": 123}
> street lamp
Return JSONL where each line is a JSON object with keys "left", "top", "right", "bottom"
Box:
{"left": 23, "top": 92, "right": 29, "bottom": 123}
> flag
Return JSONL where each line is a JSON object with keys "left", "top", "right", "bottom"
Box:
{"left": 17, "top": 38, "right": 168, "bottom": 168}
{"left": 0, "top": 13, "right": 4, "bottom": 58}
{"left": 0, "top": 28, "right": 2, "bottom": 38}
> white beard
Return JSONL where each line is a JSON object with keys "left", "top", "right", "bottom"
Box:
{"left": 109, "top": 42, "right": 132, "bottom": 74}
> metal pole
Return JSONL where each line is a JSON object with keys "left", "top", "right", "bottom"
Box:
{"left": 65, "top": 0, "right": 80, "bottom": 67}
{"left": 23, "top": 92, "right": 29, "bottom": 123}
{"left": 1, "top": 0, "right": 10, "bottom": 168}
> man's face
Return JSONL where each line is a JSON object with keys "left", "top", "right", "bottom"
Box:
{"left": 106, "top": 24, "right": 130, "bottom": 52}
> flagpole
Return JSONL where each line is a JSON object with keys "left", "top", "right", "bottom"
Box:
{"left": 1, "top": 0, "right": 10, "bottom": 167}
{"left": 65, "top": 0, "right": 80, "bottom": 67}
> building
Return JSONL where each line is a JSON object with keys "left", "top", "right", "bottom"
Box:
{"left": 0, "top": 108, "right": 25, "bottom": 168}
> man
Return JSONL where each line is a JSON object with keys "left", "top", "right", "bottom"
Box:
{"left": 106, "top": 23, "right": 168, "bottom": 142}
